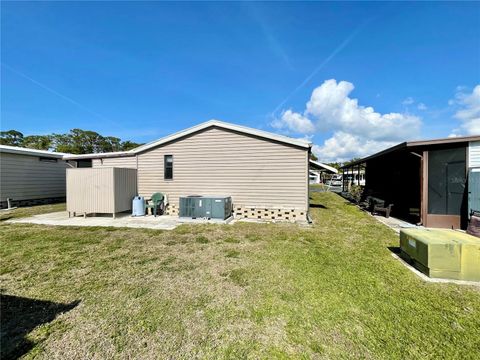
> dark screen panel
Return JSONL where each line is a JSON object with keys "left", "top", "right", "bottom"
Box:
{"left": 428, "top": 147, "right": 466, "bottom": 215}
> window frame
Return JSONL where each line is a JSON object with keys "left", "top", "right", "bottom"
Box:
{"left": 39, "top": 157, "right": 58, "bottom": 163}
{"left": 164, "top": 154, "right": 173, "bottom": 180}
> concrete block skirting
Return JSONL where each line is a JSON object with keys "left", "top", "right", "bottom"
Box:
{"left": 163, "top": 203, "right": 306, "bottom": 222}
{"left": 164, "top": 204, "right": 179, "bottom": 216}
{"left": 0, "top": 197, "right": 65, "bottom": 209}
{"left": 233, "top": 205, "right": 306, "bottom": 222}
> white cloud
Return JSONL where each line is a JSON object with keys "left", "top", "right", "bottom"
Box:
{"left": 451, "top": 85, "right": 480, "bottom": 135}
{"left": 417, "top": 103, "right": 427, "bottom": 111}
{"left": 271, "top": 109, "right": 315, "bottom": 134}
{"left": 312, "top": 132, "right": 397, "bottom": 163}
{"left": 273, "top": 79, "right": 421, "bottom": 162}
{"left": 402, "top": 97, "right": 415, "bottom": 105}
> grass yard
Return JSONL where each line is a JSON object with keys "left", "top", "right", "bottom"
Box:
{"left": 1, "top": 192, "right": 479, "bottom": 359}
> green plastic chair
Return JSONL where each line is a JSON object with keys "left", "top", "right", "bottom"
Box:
{"left": 145, "top": 192, "right": 164, "bottom": 217}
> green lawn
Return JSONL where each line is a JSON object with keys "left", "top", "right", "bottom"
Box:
{"left": 1, "top": 193, "right": 479, "bottom": 359}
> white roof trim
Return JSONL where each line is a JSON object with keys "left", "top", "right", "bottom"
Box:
{"left": 309, "top": 160, "right": 338, "bottom": 173}
{"left": 0, "top": 145, "right": 69, "bottom": 159}
{"left": 63, "top": 150, "right": 133, "bottom": 160}
{"left": 63, "top": 120, "right": 312, "bottom": 160}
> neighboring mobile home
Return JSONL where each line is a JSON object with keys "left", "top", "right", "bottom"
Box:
{"left": 64, "top": 120, "right": 313, "bottom": 221}
{"left": 0, "top": 145, "right": 71, "bottom": 208}
{"left": 342, "top": 136, "right": 480, "bottom": 229}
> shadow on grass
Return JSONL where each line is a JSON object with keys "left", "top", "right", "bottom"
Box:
{"left": 387, "top": 246, "right": 401, "bottom": 255}
{"left": 310, "top": 204, "right": 328, "bottom": 209}
{"left": 0, "top": 216, "right": 13, "bottom": 222}
{"left": 0, "top": 294, "right": 80, "bottom": 360}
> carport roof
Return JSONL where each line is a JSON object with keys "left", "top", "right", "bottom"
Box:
{"left": 341, "top": 135, "right": 480, "bottom": 169}
{"left": 309, "top": 160, "right": 338, "bottom": 173}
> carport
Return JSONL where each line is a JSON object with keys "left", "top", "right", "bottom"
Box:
{"left": 309, "top": 160, "right": 338, "bottom": 183}
{"left": 342, "top": 136, "right": 480, "bottom": 229}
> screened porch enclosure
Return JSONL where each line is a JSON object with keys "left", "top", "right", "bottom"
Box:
{"left": 343, "top": 140, "right": 472, "bottom": 230}
{"left": 424, "top": 146, "right": 467, "bottom": 229}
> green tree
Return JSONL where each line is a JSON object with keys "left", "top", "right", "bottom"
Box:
{"left": 310, "top": 152, "right": 318, "bottom": 161}
{"left": 121, "top": 140, "right": 142, "bottom": 151}
{"left": 102, "top": 136, "right": 123, "bottom": 152}
{"left": 22, "top": 135, "right": 52, "bottom": 150}
{"left": 3, "top": 128, "right": 143, "bottom": 154}
{"left": 69, "top": 129, "right": 104, "bottom": 153}
{"left": 51, "top": 133, "right": 74, "bottom": 153}
{"left": 326, "top": 162, "right": 342, "bottom": 170}
{"left": 52, "top": 129, "right": 105, "bottom": 154}
{"left": 343, "top": 158, "right": 361, "bottom": 167}
{"left": 0, "top": 130, "right": 24, "bottom": 146}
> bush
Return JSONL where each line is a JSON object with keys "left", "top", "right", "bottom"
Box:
{"left": 350, "top": 185, "right": 364, "bottom": 204}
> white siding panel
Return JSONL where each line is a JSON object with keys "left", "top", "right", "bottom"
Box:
{"left": 0, "top": 152, "right": 69, "bottom": 201}
{"left": 469, "top": 141, "right": 480, "bottom": 168}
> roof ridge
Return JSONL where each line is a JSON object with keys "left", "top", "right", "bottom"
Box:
{"left": 64, "top": 120, "right": 311, "bottom": 160}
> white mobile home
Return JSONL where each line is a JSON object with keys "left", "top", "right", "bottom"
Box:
{"left": 0, "top": 145, "right": 70, "bottom": 208}
{"left": 64, "top": 120, "right": 313, "bottom": 221}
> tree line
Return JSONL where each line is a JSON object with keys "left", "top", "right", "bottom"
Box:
{"left": 1, "top": 128, "right": 359, "bottom": 166}
{"left": 0, "top": 129, "right": 142, "bottom": 154}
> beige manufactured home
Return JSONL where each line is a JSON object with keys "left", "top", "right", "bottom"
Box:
{"left": 65, "top": 120, "right": 312, "bottom": 221}
{"left": 0, "top": 145, "right": 70, "bottom": 208}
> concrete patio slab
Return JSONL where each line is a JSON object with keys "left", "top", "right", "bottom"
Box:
{"left": 6, "top": 211, "right": 232, "bottom": 230}
{"left": 372, "top": 214, "right": 422, "bottom": 233}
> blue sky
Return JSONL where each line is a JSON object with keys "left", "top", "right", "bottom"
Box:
{"left": 2, "top": 2, "right": 479, "bottom": 161}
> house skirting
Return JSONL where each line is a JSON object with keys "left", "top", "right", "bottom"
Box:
{"left": 233, "top": 205, "right": 307, "bottom": 222}
{"left": 0, "top": 197, "right": 66, "bottom": 209}
{"left": 164, "top": 203, "right": 306, "bottom": 222}
{"left": 165, "top": 203, "right": 179, "bottom": 216}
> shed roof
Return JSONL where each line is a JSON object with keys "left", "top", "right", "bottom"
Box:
{"left": 64, "top": 120, "right": 312, "bottom": 160}
{"left": 341, "top": 135, "right": 480, "bottom": 168}
{"left": 0, "top": 145, "right": 69, "bottom": 159}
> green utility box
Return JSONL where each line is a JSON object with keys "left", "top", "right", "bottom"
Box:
{"left": 400, "top": 228, "right": 480, "bottom": 281}
{"left": 179, "top": 196, "right": 232, "bottom": 219}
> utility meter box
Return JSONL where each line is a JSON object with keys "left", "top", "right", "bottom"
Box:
{"left": 400, "top": 228, "right": 480, "bottom": 281}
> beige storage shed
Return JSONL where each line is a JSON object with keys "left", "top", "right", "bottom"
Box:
{"left": 67, "top": 167, "right": 137, "bottom": 218}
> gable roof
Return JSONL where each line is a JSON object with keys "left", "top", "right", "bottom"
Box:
{"left": 0, "top": 145, "right": 69, "bottom": 159}
{"left": 63, "top": 120, "right": 312, "bottom": 160}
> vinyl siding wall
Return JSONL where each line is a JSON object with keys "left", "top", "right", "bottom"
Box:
{"left": 0, "top": 152, "right": 69, "bottom": 201}
{"left": 92, "top": 156, "right": 137, "bottom": 168}
{"left": 92, "top": 127, "right": 309, "bottom": 210}
{"left": 469, "top": 141, "right": 480, "bottom": 168}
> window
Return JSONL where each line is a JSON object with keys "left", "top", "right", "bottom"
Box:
{"left": 164, "top": 155, "right": 173, "bottom": 179}
{"left": 39, "top": 157, "right": 57, "bottom": 163}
